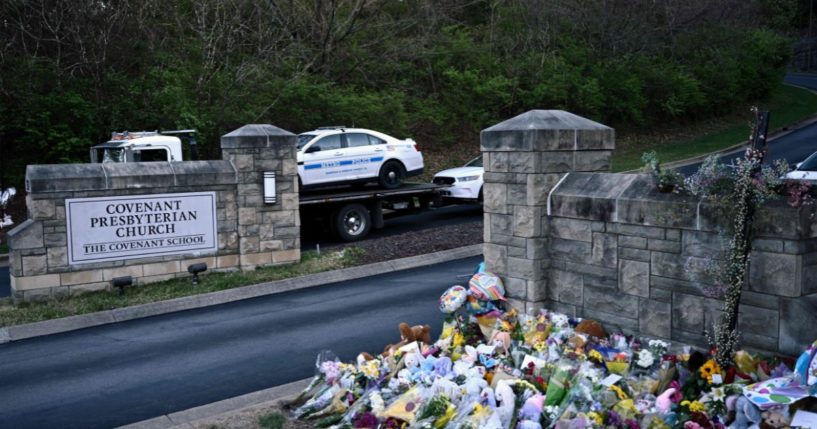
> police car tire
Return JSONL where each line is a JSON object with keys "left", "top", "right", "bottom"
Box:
{"left": 335, "top": 204, "right": 371, "bottom": 242}
{"left": 378, "top": 161, "right": 405, "bottom": 189}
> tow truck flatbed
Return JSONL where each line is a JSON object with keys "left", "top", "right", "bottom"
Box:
{"left": 298, "top": 182, "right": 447, "bottom": 241}
{"left": 299, "top": 183, "right": 443, "bottom": 205}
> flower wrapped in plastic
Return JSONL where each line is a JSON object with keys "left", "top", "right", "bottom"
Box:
{"left": 519, "top": 311, "right": 552, "bottom": 349}
{"left": 602, "top": 347, "right": 631, "bottom": 376}
{"left": 545, "top": 359, "right": 579, "bottom": 407}
{"left": 381, "top": 385, "right": 427, "bottom": 424}
{"left": 550, "top": 368, "right": 603, "bottom": 428}
{"left": 408, "top": 394, "right": 456, "bottom": 429}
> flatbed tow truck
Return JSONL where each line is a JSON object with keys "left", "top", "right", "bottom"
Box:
{"left": 299, "top": 182, "right": 446, "bottom": 241}
{"left": 89, "top": 130, "right": 450, "bottom": 242}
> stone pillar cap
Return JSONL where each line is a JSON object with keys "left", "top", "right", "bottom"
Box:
{"left": 221, "top": 124, "right": 296, "bottom": 149}
{"left": 481, "top": 110, "right": 614, "bottom": 152}
{"left": 483, "top": 110, "right": 612, "bottom": 132}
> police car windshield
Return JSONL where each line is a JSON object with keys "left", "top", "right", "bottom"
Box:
{"left": 297, "top": 134, "right": 317, "bottom": 150}
{"left": 798, "top": 152, "right": 817, "bottom": 171}
{"left": 465, "top": 156, "right": 483, "bottom": 167}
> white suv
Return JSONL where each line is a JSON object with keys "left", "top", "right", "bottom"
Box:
{"left": 297, "top": 127, "right": 423, "bottom": 189}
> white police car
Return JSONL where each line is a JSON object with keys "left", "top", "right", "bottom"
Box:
{"left": 784, "top": 151, "right": 817, "bottom": 183}
{"left": 432, "top": 155, "right": 484, "bottom": 202}
{"left": 297, "top": 127, "right": 424, "bottom": 189}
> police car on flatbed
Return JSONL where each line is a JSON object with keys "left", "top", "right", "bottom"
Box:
{"left": 297, "top": 127, "right": 424, "bottom": 189}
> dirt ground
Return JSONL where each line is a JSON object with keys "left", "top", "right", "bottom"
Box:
{"left": 186, "top": 399, "right": 313, "bottom": 429}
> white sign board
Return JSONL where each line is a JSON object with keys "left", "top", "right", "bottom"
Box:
{"left": 66, "top": 192, "right": 218, "bottom": 265}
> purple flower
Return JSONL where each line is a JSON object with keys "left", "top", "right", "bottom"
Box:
{"left": 606, "top": 410, "right": 622, "bottom": 426}
{"left": 353, "top": 411, "right": 378, "bottom": 428}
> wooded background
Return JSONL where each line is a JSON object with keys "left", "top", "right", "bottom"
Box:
{"left": 0, "top": 0, "right": 808, "bottom": 187}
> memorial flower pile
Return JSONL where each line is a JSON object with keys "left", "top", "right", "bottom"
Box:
{"left": 291, "top": 271, "right": 817, "bottom": 429}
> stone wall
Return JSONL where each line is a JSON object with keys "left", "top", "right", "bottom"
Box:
{"left": 480, "top": 110, "right": 817, "bottom": 356}
{"left": 7, "top": 124, "right": 300, "bottom": 301}
{"left": 547, "top": 172, "right": 817, "bottom": 356}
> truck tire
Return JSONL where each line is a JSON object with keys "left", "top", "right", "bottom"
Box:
{"left": 378, "top": 161, "right": 405, "bottom": 189}
{"left": 335, "top": 203, "right": 371, "bottom": 241}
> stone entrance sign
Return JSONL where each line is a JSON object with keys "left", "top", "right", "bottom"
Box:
{"left": 8, "top": 123, "right": 300, "bottom": 301}
{"left": 66, "top": 192, "right": 218, "bottom": 264}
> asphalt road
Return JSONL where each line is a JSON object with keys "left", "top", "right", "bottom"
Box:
{"left": 0, "top": 255, "right": 481, "bottom": 429}
{"left": 676, "top": 73, "right": 817, "bottom": 175}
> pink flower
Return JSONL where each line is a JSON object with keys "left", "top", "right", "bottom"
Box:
{"left": 669, "top": 380, "right": 683, "bottom": 403}
{"left": 684, "top": 422, "right": 703, "bottom": 429}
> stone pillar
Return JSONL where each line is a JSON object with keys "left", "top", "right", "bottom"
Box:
{"left": 480, "top": 110, "right": 614, "bottom": 312}
{"left": 221, "top": 125, "right": 300, "bottom": 269}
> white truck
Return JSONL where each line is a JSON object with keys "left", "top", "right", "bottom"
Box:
{"left": 89, "top": 130, "right": 197, "bottom": 163}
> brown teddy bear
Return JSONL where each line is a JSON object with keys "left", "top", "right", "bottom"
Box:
{"left": 759, "top": 410, "right": 789, "bottom": 429}
{"left": 382, "top": 322, "right": 432, "bottom": 357}
{"left": 575, "top": 319, "right": 607, "bottom": 340}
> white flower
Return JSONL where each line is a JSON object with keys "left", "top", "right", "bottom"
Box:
{"left": 0, "top": 214, "right": 12, "bottom": 228}
{"left": 710, "top": 386, "right": 726, "bottom": 402}
{"left": 550, "top": 314, "right": 569, "bottom": 328}
{"left": 637, "top": 350, "right": 655, "bottom": 368}
{"left": 648, "top": 339, "right": 669, "bottom": 354}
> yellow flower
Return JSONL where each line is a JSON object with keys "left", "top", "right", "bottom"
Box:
{"left": 610, "top": 384, "right": 629, "bottom": 400}
{"left": 588, "top": 412, "right": 603, "bottom": 425}
{"left": 699, "top": 360, "right": 722, "bottom": 384}
{"left": 360, "top": 360, "right": 380, "bottom": 379}
{"left": 452, "top": 332, "right": 465, "bottom": 348}
{"left": 440, "top": 325, "right": 454, "bottom": 339}
{"left": 688, "top": 401, "right": 706, "bottom": 413}
{"left": 533, "top": 339, "right": 547, "bottom": 352}
{"left": 589, "top": 349, "right": 604, "bottom": 362}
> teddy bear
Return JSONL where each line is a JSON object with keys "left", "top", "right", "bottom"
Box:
{"left": 575, "top": 319, "right": 607, "bottom": 340}
{"left": 728, "top": 395, "right": 762, "bottom": 429}
{"left": 759, "top": 410, "right": 789, "bottom": 429}
{"left": 382, "top": 322, "right": 432, "bottom": 357}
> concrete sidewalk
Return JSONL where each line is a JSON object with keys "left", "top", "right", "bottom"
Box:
{"left": 119, "top": 378, "right": 312, "bottom": 429}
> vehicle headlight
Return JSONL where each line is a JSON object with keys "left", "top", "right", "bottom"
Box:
{"left": 457, "top": 175, "right": 480, "bottom": 182}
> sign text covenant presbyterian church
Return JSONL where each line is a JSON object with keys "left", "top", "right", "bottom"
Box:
{"left": 66, "top": 192, "right": 218, "bottom": 264}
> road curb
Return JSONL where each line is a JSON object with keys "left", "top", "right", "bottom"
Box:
{"left": 623, "top": 82, "right": 817, "bottom": 173}
{"left": 117, "top": 378, "right": 312, "bottom": 429}
{"left": 0, "top": 244, "right": 483, "bottom": 344}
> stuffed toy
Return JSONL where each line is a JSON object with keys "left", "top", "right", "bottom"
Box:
{"left": 382, "top": 322, "right": 432, "bottom": 356}
{"left": 729, "top": 395, "right": 762, "bottom": 429}
{"left": 575, "top": 319, "right": 607, "bottom": 339}
{"left": 490, "top": 330, "right": 512, "bottom": 356}
{"left": 759, "top": 410, "right": 789, "bottom": 429}
{"left": 495, "top": 380, "right": 517, "bottom": 429}
{"left": 655, "top": 388, "right": 677, "bottom": 413}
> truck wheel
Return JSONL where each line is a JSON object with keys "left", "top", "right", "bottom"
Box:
{"left": 335, "top": 203, "right": 371, "bottom": 241}
{"left": 378, "top": 161, "right": 405, "bottom": 189}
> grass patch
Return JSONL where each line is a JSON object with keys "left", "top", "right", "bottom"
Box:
{"left": 0, "top": 248, "right": 364, "bottom": 327}
{"left": 613, "top": 83, "right": 817, "bottom": 172}
{"left": 258, "top": 412, "right": 286, "bottom": 429}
